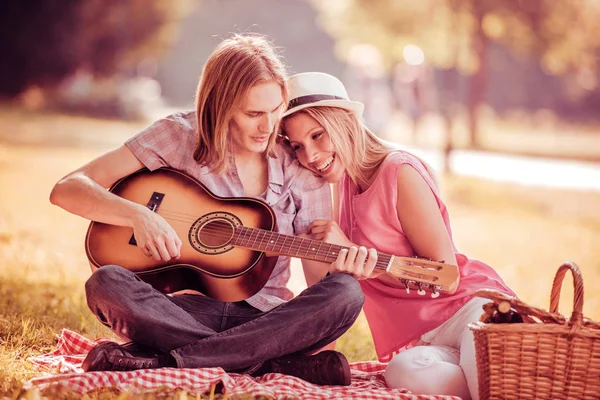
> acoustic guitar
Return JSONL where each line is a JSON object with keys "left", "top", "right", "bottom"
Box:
{"left": 85, "top": 168, "right": 459, "bottom": 302}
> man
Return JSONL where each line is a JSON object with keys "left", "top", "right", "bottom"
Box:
{"left": 49, "top": 34, "right": 363, "bottom": 386}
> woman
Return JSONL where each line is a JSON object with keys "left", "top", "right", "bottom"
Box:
{"left": 280, "top": 72, "right": 515, "bottom": 399}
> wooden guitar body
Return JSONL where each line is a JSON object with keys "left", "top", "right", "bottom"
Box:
{"left": 86, "top": 168, "right": 277, "bottom": 302}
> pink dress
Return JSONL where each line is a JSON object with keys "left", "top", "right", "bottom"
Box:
{"left": 338, "top": 151, "right": 514, "bottom": 361}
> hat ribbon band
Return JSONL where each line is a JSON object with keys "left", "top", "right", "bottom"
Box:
{"left": 288, "top": 94, "right": 346, "bottom": 110}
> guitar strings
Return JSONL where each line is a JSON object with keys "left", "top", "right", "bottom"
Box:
{"left": 154, "top": 209, "right": 443, "bottom": 277}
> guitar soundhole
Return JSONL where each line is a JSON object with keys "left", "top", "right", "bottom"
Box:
{"left": 198, "top": 219, "right": 234, "bottom": 248}
{"left": 189, "top": 212, "right": 242, "bottom": 254}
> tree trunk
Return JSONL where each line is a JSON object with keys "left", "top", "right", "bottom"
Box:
{"left": 440, "top": 0, "right": 462, "bottom": 174}
{"left": 467, "top": 4, "right": 490, "bottom": 148}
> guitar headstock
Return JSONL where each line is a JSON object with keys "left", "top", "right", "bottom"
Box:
{"left": 386, "top": 256, "right": 459, "bottom": 297}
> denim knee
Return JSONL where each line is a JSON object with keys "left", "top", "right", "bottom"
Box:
{"left": 325, "top": 272, "right": 365, "bottom": 317}
{"left": 85, "top": 265, "right": 133, "bottom": 307}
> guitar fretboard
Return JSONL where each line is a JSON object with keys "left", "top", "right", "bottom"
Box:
{"left": 232, "top": 226, "right": 392, "bottom": 271}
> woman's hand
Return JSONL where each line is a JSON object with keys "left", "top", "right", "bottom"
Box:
{"left": 307, "top": 220, "right": 354, "bottom": 247}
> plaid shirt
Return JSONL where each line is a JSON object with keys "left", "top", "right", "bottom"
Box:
{"left": 125, "top": 111, "right": 332, "bottom": 311}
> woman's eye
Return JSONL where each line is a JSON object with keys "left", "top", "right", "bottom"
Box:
{"left": 312, "top": 132, "right": 322, "bottom": 140}
{"left": 291, "top": 145, "right": 300, "bottom": 151}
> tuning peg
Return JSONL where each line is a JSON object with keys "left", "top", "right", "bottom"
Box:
{"left": 430, "top": 286, "right": 440, "bottom": 298}
{"left": 401, "top": 279, "right": 410, "bottom": 294}
{"left": 417, "top": 283, "right": 426, "bottom": 296}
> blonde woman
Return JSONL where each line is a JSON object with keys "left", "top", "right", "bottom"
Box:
{"left": 280, "top": 72, "right": 515, "bottom": 399}
{"left": 49, "top": 38, "right": 362, "bottom": 386}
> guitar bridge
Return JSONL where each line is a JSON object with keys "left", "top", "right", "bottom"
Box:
{"left": 129, "top": 192, "right": 165, "bottom": 246}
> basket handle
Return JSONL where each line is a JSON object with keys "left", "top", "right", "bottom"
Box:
{"left": 549, "top": 262, "right": 584, "bottom": 334}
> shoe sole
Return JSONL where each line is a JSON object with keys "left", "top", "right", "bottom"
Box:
{"left": 333, "top": 351, "right": 352, "bottom": 386}
{"left": 81, "top": 341, "right": 119, "bottom": 372}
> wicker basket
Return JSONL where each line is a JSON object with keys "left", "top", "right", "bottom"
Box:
{"left": 469, "top": 262, "right": 600, "bottom": 400}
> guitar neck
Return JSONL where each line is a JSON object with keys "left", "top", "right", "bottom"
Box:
{"left": 232, "top": 226, "right": 394, "bottom": 271}
{"left": 231, "top": 225, "right": 458, "bottom": 295}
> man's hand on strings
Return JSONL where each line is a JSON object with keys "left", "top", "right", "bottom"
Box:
{"left": 307, "top": 220, "right": 379, "bottom": 280}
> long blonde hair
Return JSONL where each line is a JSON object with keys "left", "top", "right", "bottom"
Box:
{"left": 194, "top": 34, "right": 288, "bottom": 174}
{"left": 281, "top": 106, "right": 438, "bottom": 190}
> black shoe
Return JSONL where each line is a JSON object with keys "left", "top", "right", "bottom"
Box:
{"left": 82, "top": 341, "right": 171, "bottom": 372}
{"left": 267, "top": 350, "right": 352, "bottom": 386}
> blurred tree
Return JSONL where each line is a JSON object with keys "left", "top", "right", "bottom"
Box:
{"left": 0, "top": 0, "right": 194, "bottom": 98}
{"left": 311, "top": 0, "right": 600, "bottom": 148}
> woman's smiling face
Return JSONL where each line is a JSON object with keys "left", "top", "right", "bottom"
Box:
{"left": 283, "top": 112, "right": 345, "bottom": 183}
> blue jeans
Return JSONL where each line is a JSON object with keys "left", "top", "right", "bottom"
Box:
{"left": 85, "top": 265, "right": 364, "bottom": 372}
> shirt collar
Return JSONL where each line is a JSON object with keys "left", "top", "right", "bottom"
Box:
{"left": 267, "top": 154, "right": 283, "bottom": 194}
{"left": 227, "top": 150, "right": 284, "bottom": 198}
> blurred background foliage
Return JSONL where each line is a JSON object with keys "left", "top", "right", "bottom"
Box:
{"left": 311, "top": 0, "right": 600, "bottom": 146}
{"left": 0, "top": 0, "right": 194, "bottom": 119}
{"left": 313, "top": 0, "right": 600, "bottom": 75}
{"left": 0, "top": 0, "right": 193, "bottom": 97}
{"left": 1, "top": 0, "right": 599, "bottom": 130}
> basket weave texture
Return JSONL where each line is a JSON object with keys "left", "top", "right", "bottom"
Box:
{"left": 469, "top": 262, "right": 600, "bottom": 400}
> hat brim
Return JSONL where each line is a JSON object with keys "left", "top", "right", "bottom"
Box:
{"left": 282, "top": 99, "right": 364, "bottom": 118}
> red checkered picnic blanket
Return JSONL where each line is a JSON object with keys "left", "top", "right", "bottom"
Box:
{"left": 26, "top": 329, "right": 458, "bottom": 399}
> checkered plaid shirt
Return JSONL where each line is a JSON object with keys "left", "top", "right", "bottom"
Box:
{"left": 125, "top": 111, "right": 332, "bottom": 311}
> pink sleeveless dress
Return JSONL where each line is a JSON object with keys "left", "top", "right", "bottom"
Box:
{"left": 338, "top": 151, "right": 514, "bottom": 361}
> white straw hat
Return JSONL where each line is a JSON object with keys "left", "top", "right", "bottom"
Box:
{"left": 282, "top": 72, "right": 364, "bottom": 118}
